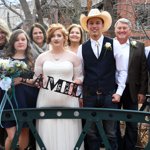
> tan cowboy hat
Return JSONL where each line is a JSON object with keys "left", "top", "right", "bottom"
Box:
{"left": 80, "top": 8, "right": 112, "bottom": 32}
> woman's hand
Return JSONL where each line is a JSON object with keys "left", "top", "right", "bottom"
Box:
{"left": 33, "top": 74, "right": 43, "bottom": 88}
{"left": 13, "top": 77, "right": 22, "bottom": 85}
{"left": 74, "top": 79, "right": 82, "bottom": 85}
{"left": 13, "top": 77, "right": 38, "bottom": 87}
{"left": 68, "top": 79, "right": 82, "bottom": 98}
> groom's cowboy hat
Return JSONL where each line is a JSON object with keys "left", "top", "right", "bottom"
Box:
{"left": 80, "top": 8, "right": 112, "bottom": 32}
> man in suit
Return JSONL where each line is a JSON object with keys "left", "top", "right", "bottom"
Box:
{"left": 77, "top": 9, "right": 127, "bottom": 150}
{"left": 114, "top": 18, "right": 148, "bottom": 150}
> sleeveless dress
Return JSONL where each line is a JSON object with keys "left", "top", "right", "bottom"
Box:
{"left": 1, "top": 58, "right": 39, "bottom": 128}
{"left": 35, "top": 50, "right": 84, "bottom": 150}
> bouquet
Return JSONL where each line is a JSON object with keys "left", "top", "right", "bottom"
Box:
{"left": 0, "top": 58, "right": 28, "bottom": 79}
{"left": 0, "top": 58, "right": 29, "bottom": 128}
{"left": 0, "top": 58, "right": 35, "bottom": 89}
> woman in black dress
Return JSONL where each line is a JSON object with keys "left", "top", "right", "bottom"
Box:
{"left": 2, "top": 29, "right": 38, "bottom": 150}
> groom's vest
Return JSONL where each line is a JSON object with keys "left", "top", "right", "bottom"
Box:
{"left": 82, "top": 37, "right": 116, "bottom": 94}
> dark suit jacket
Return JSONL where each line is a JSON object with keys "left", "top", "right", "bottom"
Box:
{"left": 127, "top": 39, "right": 148, "bottom": 103}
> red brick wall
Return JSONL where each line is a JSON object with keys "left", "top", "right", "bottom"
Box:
{"left": 115, "top": 0, "right": 150, "bottom": 46}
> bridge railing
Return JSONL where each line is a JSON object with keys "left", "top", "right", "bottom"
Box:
{"left": 1, "top": 107, "right": 150, "bottom": 150}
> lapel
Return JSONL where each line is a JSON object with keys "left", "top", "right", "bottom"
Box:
{"left": 88, "top": 40, "right": 98, "bottom": 59}
{"left": 128, "top": 39, "right": 136, "bottom": 68}
{"left": 99, "top": 37, "right": 106, "bottom": 60}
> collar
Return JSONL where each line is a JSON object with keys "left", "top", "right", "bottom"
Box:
{"left": 126, "top": 39, "right": 130, "bottom": 45}
{"left": 90, "top": 35, "right": 104, "bottom": 45}
{"left": 114, "top": 37, "right": 130, "bottom": 46}
{"left": 120, "top": 39, "right": 130, "bottom": 47}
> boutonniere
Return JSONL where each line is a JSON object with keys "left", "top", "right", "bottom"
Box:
{"left": 131, "top": 40, "right": 137, "bottom": 48}
{"left": 104, "top": 42, "right": 112, "bottom": 50}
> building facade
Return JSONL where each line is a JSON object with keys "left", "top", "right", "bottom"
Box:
{"left": 113, "top": 0, "right": 150, "bottom": 45}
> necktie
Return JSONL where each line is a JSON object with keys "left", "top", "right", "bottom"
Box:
{"left": 96, "top": 42, "right": 100, "bottom": 58}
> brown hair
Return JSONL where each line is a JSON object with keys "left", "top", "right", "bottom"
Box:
{"left": 46, "top": 23, "right": 68, "bottom": 45}
{"left": 67, "top": 24, "right": 83, "bottom": 46}
{"left": 29, "top": 23, "right": 47, "bottom": 43}
{"left": 6, "top": 29, "right": 34, "bottom": 69}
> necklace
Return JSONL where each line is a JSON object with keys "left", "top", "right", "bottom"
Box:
{"left": 54, "top": 56, "right": 59, "bottom": 61}
{"left": 51, "top": 50, "right": 65, "bottom": 61}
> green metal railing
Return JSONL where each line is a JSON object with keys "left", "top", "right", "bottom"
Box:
{"left": 1, "top": 107, "right": 150, "bottom": 150}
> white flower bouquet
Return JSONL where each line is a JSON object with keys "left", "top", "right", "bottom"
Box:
{"left": 0, "top": 58, "right": 29, "bottom": 128}
{"left": 0, "top": 58, "right": 29, "bottom": 91}
{"left": 0, "top": 59, "right": 28, "bottom": 80}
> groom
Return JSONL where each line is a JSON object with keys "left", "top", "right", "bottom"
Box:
{"left": 77, "top": 8, "right": 128, "bottom": 150}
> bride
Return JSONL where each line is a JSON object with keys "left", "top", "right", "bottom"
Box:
{"left": 34, "top": 23, "right": 84, "bottom": 150}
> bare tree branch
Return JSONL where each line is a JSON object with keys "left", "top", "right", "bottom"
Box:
{"left": 34, "top": 0, "right": 44, "bottom": 25}
{"left": 1, "top": 0, "right": 24, "bottom": 20}
{"left": 129, "top": 0, "right": 150, "bottom": 40}
{"left": 18, "top": 0, "right": 33, "bottom": 22}
{"left": 53, "top": 0, "right": 60, "bottom": 8}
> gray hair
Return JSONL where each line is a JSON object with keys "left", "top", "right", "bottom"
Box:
{"left": 114, "top": 18, "right": 132, "bottom": 29}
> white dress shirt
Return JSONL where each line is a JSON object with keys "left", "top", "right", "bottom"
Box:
{"left": 114, "top": 39, "right": 130, "bottom": 70}
{"left": 91, "top": 35, "right": 103, "bottom": 58}
{"left": 77, "top": 36, "right": 128, "bottom": 96}
{"left": 114, "top": 39, "right": 129, "bottom": 95}
{"left": 145, "top": 46, "right": 150, "bottom": 58}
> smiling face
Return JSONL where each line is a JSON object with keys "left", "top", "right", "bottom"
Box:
{"left": 115, "top": 21, "right": 131, "bottom": 44}
{"left": 68, "top": 27, "right": 81, "bottom": 45}
{"left": 32, "top": 27, "right": 44, "bottom": 47}
{"left": 87, "top": 17, "right": 104, "bottom": 40}
{"left": 14, "top": 33, "right": 27, "bottom": 53}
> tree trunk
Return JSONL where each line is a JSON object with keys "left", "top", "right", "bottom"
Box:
{"left": 73, "top": 0, "right": 81, "bottom": 23}
{"left": 19, "top": 0, "right": 34, "bottom": 31}
{"left": 34, "top": 0, "right": 44, "bottom": 25}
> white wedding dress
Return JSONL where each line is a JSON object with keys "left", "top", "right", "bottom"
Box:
{"left": 34, "top": 50, "right": 84, "bottom": 150}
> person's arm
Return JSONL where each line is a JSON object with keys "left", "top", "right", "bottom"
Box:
{"left": 113, "top": 39, "right": 128, "bottom": 96}
{"left": 145, "top": 46, "right": 150, "bottom": 58}
{"left": 73, "top": 52, "right": 84, "bottom": 84}
{"left": 33, "top": 54, "right": 45, "bottom": 87}
{"left": 70, "top": 53, "right": 84, "bottom": 106}
{"left": 77, "top": 45, "right": 84, "bottom": 67}
{"left": 13, "top": 77, "right": 23, "bottom": 85}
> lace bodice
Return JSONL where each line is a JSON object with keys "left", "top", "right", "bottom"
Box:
{"left": 34, "top": 50, "right": 83, "bottom": 83}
